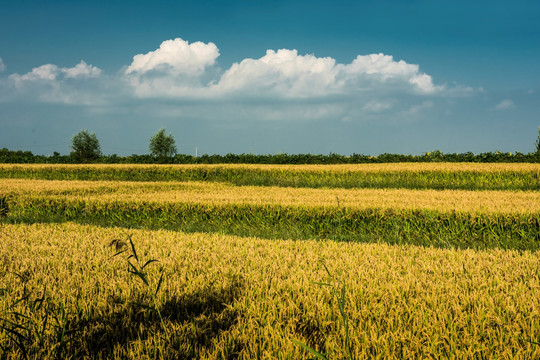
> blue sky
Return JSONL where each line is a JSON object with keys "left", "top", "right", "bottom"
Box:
{"left": 1, "top": 0, "right": 539, "bottom": 156}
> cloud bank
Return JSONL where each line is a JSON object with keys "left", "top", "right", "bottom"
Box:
{"left": 1, "top": 37, "right": 477, "bottom": 121}
{"left": 122, "top": 41, "right": 447, "bottom": 98}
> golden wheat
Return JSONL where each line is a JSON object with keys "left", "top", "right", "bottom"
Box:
{"left": 2, "top": 178, "right": 540, "bottom": 214}
{"left": 2, "top": 163, "right": 539, "bottom": 358}
{"left": 2, "top": 162, "right": 540, "bottom": 173}
{"left": 1, "top": 222, "right": 539, "bottom": 358}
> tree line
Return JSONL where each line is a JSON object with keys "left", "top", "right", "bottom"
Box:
{"left": 1, "top": 128, "right": 540, "bottom": 164}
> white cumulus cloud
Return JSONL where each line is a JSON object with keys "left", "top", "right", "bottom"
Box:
{"left": 0, "top": 58, "right": 5, "bottom": 73}
{"left": 63, "top": 60, "right": 102, "bottom": 79}
{"left": 494, "top": 99, "right": 515, "bottom": 110}
{"left": 125, "top": 38, "right": 219, "bottom": 75}
{"left": 10, "top": 63, "right": 60, "bottom": 82}
{"left": 215, "top": 49, "right": 338, "bottom": 97}
{"left": 10, "top": 61, "right": 102, "bottom": 84}
{"left": 123, "top": 41, "right": 451, "bottom": 99}
{"left": 6, "top": 61, "right": 106, "bottom": 105}
{"left": 408, "top": 73, "right": 440, "bottom": 93}
{"left": 342, "top": 53, "right": 418, "bottom": 78}
{"left": 339, "top": 54, "right": 442, "bottom": 94}
{"left": 211, "top": 50, "right": 444, "bottom": 98}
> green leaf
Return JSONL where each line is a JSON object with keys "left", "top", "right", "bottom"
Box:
{"left": 128, "top": 236, "right": 138, "bottom": 262}
{"left": 128, "top": 262, "right": 149, "bottom": 286}
{"left": 112, "top": 249, "right": 127, "bottom": 257}
{"left": 322, "top": 263, "right": 332, "bottom": 278}
{"left": 155, "top": 273, "right": 164, "bottom": 297}
{"left": 141, "top": 259, "right": 158, "bottom": 270}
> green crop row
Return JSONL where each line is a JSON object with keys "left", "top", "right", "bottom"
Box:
{"left": 1, "top": 165, "right": 539, "bottom": 190}
{"left": 7, "top": 196, "right": 540, "bottom": 251}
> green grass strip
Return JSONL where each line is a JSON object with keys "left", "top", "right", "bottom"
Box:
{"left": 6, "top": 197, "right": 540, "bottom": 251}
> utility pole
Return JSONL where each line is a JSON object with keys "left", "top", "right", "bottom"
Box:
{"left": 195, "top": 147, "right": 198, "bottom": 157}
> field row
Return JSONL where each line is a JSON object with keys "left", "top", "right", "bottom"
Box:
{"left": 2, "top": 222, "right": 540, "bottom": 359}
{"left": 3, "top": 179, "right": 540, "bottom": 214}
{"left": 3, "top": 178, "right": 540, "bottom": 250}
{"left": 2, "top": 163, "right": 539, "bottom": 190}
{"left": 6, "top": 194, "right": 540, "bottom": 250}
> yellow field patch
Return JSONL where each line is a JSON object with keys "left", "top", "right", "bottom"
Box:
{"left": 2, "top": 162, "right": 540, "bottom": 173}
{"left": 2, "top": 178, "right": 540, "bottom": 214}
{"left": 1, "top": 222, "right": 539, "bottom": 358}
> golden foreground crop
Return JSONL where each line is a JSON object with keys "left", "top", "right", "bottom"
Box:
{"left": 1, "top": 163, "right": 540, "bottom": 359}
{"left": 2, "top": 222, "right": 540, "bottom": 359}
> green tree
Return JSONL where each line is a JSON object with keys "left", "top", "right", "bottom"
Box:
{"left": 536, "top": 126, "right": 540, "bottom": 153}
{"left": 70, "top": 130, "right": 101, "bottom": 162}
{"left": 149, "top": 128, "right": 177, "bottom": 159}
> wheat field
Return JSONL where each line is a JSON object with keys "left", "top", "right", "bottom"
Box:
{"left": 1, "top": 163, "right": 540, "bottom": 359}
{"left": 1, "top": 163, "right": 539, "bottom": 190}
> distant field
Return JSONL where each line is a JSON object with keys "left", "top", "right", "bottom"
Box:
{"left": 1, "top": 163, "right": 539, "bottom": 190}
{"left": 3, "top": 178, "right": 540, "bottom": 214}
{"left": 1, "top": 163, "right": 540, "bottom": 358}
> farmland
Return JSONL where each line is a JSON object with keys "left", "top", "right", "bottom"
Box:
{"left": 1, "top": 163, "right": 540, "bottom": 359}
{"left": 1, "top": 163, "right": 540, "bottom": 190}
